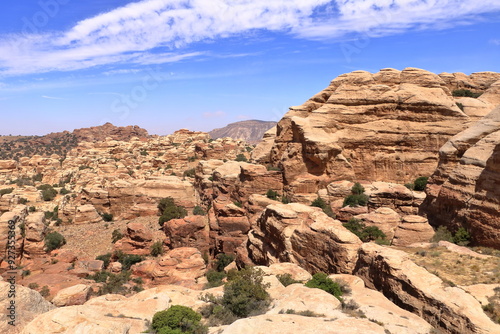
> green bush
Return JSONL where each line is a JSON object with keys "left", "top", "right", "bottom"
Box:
{"left": 452, "top": 89, "right": 482, "bottom": 98}
{"left": 152, "top": 305, "right": 206, "bottom": 334}
{"left": 28, "top": 206, "right": 36, "bottom": 212}
{"left": 158, "top": 197, "right": 187, "bottom": 226}
{"left": 266, "top": 189, "right": 279, "bottom": 200}
{"left": 0, "top": 188, "right": 14, "bottom": 196}
{"left": 96, "top": 253, "right": 112, "bottom": 269}
{"left": 235, "top": 154, "right": 247, "bottom": 162}
{"left": 192, "top": 206, "right": 206, "bottom": 216}
{"left": 413, "top": 176, "right": 428, "bottom": 191}
{"left": 113, "top": 251, "right": 143, "bottom": 271}
{"left": 183, "top": 168, "right": 196, "bottom": 178}
{"left": 101, "top": 212, "right": 113, "bottom": 222}
{"left": 232, "top": 201, "right": 242, "bottom": 208}
{"left": 277, "top": 273, "right": 300, "bottom": 287}
{"left": 88, "top": 270, "right": 111, "bottom": 283}
{"left": 206, "top": 269, "right": 226, "bottom": 288}
{"left": 32, "top": 173, "right": 44, "bottom": 182}
{"left": 98, "top": 271, "right": 132, "bottom": 295}
{"left": 111, "top": 229, "right": 124, "bottom": 243}
{"left": 151, "top": 241, "right": 164, "bottom": 257}
{"left": 431, "top": 225, "right": 453, "bottom": 243}
{"left": 60, "top": 187, "right": 70, "bottom": 195}
{"left": 453, "top": 227, "right": 471, "bottom": 246}
{"left": 215, "top": 253, "right": 235, "bottom": 272}
{"left": 342, "top": 218, "right": 387, "bottom": 242}
{"left": 44, "top": 231, "right": 66, "bottom": 252}
{"left": 343, "top": 182, "right": 369, "bottom": 207}
{"left": 40, "top": 286, "right": 50, "bottom": 297}
{"left": 311, "top": 196, "right": 336, "bottom": 218}
{"left": 404, "top": 183, "right": 415, "bottom": 190}
{"left": 18, "top": 197, "right": 28, "bottom": 204}
{"left": 456, "top": 102, "right": 465, "bottom": 111}
{"left": 305, "top": 272, "right": 343, "bottom": 301}
{"left": 37, "top": 184, "right": 57, "bottom": 201}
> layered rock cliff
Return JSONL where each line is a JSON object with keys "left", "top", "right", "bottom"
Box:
{"left": 254, "top": 68, "right": 500, "bottom": 199}
{"left": 421, "top": 105, "right": 500, "bottom": 247}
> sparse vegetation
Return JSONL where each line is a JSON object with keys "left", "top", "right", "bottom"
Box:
{"left": 305, "top": 272, "right": 343, "bottom": 302}
{"left": 96, "top": 253, "right": 112, "bottom": 269}
{"left": 0, "top": 188, "right": 14, "bottom": 196}
{"left": 235, "top": 154, "right": 247, "bottom": 162}
{"left": 456, "top": 102, "right": 465, "bottom": 111}
{"left": 452, "top": 227, "right": 471, "bottom": 246}
{"left": 101, "top": 212, "right": 114, "bottom": 222}
{"left": 201, "top": 267, "right": 271, "bottom": 325}
{"left": 152, "top": 305, "right": 207, "bottom": 334}
{"left": 343, "top": 182, "right": 369, "bottom": 207}
{"left": 37, "top": 184, "right": 57, "bottom": 201}
{"left": 151, "top": 241, "right": 164, "bottom": 257}
{"left": 343, "top": 218, "right": 387, "bottom": 243}
{"left": 40, "top": 286, "right": 50, "bottom": 297}
{"left": 158, "top": 197, "right": 187, "bottom": 226}
{"left": 183, "top": 168, "right": 196, "bottom": 178}
{"left": 111, "top": 229, "right": 124, "bottom": 243}
{"left": 279, "top": 309, "right": 325, "bottom": 317}
{"left": 452, "top": 89, "right": 482, "bottom": 98}
{"left": 266, "top": 189, "right": 279, "bottom": 200}
{"left": 277, "top": 273, "right": 301, "bottom": 287}
{"left": 192, "top": 206, "right": 206, "bottom": 216}
{"left": 44, "top": 231, "right": 66, "bottom": 252}
{"left": 311, "top": 196, "right": 336, "bottom": 218}
{"left": 413, "top": 176, "right": 428, "bottom": 191}
{"left": 113, "top": 251, "right": 143, "bottom": 271}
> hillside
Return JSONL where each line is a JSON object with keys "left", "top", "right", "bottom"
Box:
{"left": 209, "top": 119, "right": 277, "bottom": 144}
{"left": 0, "top": 123, "right": 149, "bottom": 160}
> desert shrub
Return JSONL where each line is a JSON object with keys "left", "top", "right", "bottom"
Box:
{"left": 29, "top": 206, "right": 36, "bottom": 212}
{"left": 215, "top": 253, "right": 235, "bottom": 272}
{"left": 37, "top": 184, "right": 57, "bottom": 201}
{"left": 32, "top": 173, "right": 44, "bottom": 182}
{"left": 452, "top": 89, "right": 482, "bottom": 98}
{"left": 59, "top": 187, "right": 70, "bottom": 195}
{"left": 232, "top": 201, "right": 242, "bottom": 208}
{"left": 88, "top": 270, "right": 111, "bottom": 283}
{"left": 96, "top": 253, "right": 112, "bottom": 269}
{"left": 18, "top": 197, "right": 28, "bottom": 204}
{"left": 311, "top": 196, "right": 336, "bottom": 218}
{"left": 305, "top": 272, "right": 343, "bottom": 301}
{"left": 140, "top": 150, "right": 149, "bottom": 156}
{"left": 44, "top": 232, "right": 66, "bottom": 252}
{"left": 456, "top": 102, "right": 465, "bottom": 111}
{"left": 277, "top": 273, "right": 300, "bottom": 287}
{"left": 151, "top": 241, "right": 164, "bottom": 257}
{"left": 404, "top": 183, "right": 415, "bottom": 190}
{"left": 183, "top": 168, "right": 196, "bottom": 178}
{"left": 192, "top": 206, "right": 206, "bottom": 216}
{"left": 413, "top": 176, "right": 428, "bottom": 191}
{"left": 101, "top": 212, "right": 113, "bottom": 222}
{"left": 266, "top": 189, "right": 279, "bottom": 200}
{"left": 281, "top": 196, "right": 291, "bottom": 204}
{"left": 235, "top": 154, "right": 247, "bottom": 162}
{"left": 28, "top": 283, "right": 39, "bottom": 290}
{"left": 206, "top": 270, "right": 226, "bottom": 288}
{"left": 40, "top": 286, "right": 50, "bottom": 297}
{"left": 113, "top": 251, "right": 143, "bottom": 271}
{"left": 152, "top": 305, "right": 206, "bottom": 334}
{"left": 201, "top": 267, "right": 270, "bottom": 325}
{"left": 98, "top": 271, "right": 131, "bottom": 295}
{"left": 111, "top": 229, "right": 124, "bottom": 243}
{"left": 431, "top": 225, "right": 453, "bottom": 243}
{"left": 266, "top": 165, "right": 282, "bottom": 172}
{"left": 158, "top": 197, "right": 187, "bottom": 226}
{"left": 279, "top": 309, "right": 324, "bottom": 317}
{"left": 453, "top": 227, "right": 471, "bottom": 246}
{"left": 342, "top": 218, "right": 387, "bottom": 242}
{"left": 343, "top": 183, "right": 369, "bottom": 207}
{"left": 0, "top": 188, "right": 14, "bottom": 196}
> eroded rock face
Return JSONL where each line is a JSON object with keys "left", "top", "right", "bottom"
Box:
{"left": 0, "top": 282, "right": 55, "bottom": 334}
{"left": 257, "top": 68, "right": 500, "bottom": 198}
{"left": 247, "top": 203, "right": 362, "bottom": 274}
{"left": 354, "top": 243, "right": 500, "bottom": 334}
{"left": 164, "top": 215, "right": 210, "bottom": 254}
{"left": 421, "top": 105, "right": 500, "bottom": 247}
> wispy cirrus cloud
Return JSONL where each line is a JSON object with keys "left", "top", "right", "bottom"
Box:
{"left": 41, "top": 95, "right": 66, "bottom": 100}
{"left": 0, "top": 0, "right": 499, "bottom": 76}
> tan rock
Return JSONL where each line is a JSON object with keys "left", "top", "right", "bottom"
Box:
{"left": 257, "top": 262, "right": 312, "bottom": 282}
{"left": 51, "top": 284, "right": 91, "bottom": 306}
{"left": 164, "top": 215, "right": 209, "bottom": 253}
{"left": 355, "top": 243, "right": 500, "bottom": 334}
{"left": 392, "top": 215, "right": 435, "bottom": 246}
{"left": 354, "top": 207, "right": 401, "bottom": 240}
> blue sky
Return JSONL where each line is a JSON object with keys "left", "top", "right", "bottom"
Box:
{"left": 0, "top": 0, "right": 499, "bottom": 136}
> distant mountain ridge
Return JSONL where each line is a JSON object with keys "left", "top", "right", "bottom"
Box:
{"left": 0, "top": 122, "right": 149, "bottom": 160}
{"left": 209, "top": 120, "right": 277, "bottom": 144}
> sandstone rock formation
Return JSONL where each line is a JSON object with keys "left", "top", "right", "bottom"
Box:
{"left": 255, "top": 68, "right": 500, "bottom": 199}
{"left": 355, "top": 243, "right": 500, "bottom": 334}
{"left": 421, "top": 105, "right": 500, "bottom": 247}
{"left": 247, "top": 203, "right": 362, "bottom": 274}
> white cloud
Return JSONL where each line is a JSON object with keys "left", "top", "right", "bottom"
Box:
{"left": 203, "top": 110, "right": 226, "bottom": 118}
{"left": 41, "top": 95, "right": 66, "bottom": 100}
{"left": 0, "top": 0, "right": 499, "bottom": 76}
{"left": 490, "top": 39, "right": 500, "bottom": 46}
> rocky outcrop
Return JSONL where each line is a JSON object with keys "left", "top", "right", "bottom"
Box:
{"left": 247, "top": 203, "right": 362, "bottom": 274}
{"left": 256, "top": 68, "right": 500, "bottom": 199}
{"left": 421, "top": 105, "right": 500, "bottom": 247}
{"left": 164, "top": 215, "right": 210, "bottom": 254}
{"left": 0, "top": 282, "right": 55, "bottom": 334}
{"left": 355, "top": 243, "right": 500, "bottom": 334}
{"left": 51, "top": 284, "right": 91, "bottom": 307}
{"left": 114, "top": 222, "right": 155, "bottom": 256}
{"left": 131, "top": 247, "right": 206, "bottom": 287}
